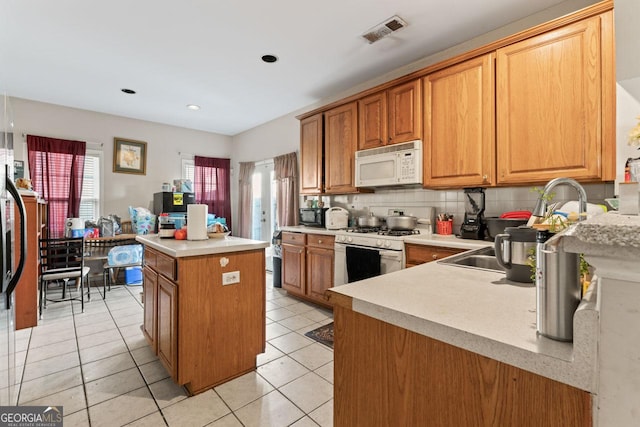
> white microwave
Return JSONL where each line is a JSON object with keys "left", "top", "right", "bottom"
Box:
{"left": 355, "top": 140, "right": 423, "bottom": 187}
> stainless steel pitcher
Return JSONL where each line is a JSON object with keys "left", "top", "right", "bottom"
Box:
{"left": 535, "top": 228, "right": 581, "bottom": 342}
{"left": 494, "top": 226, "right": 537, "bottom": 283}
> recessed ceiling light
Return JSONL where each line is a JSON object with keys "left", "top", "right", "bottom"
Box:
{"left": 261, "top": 54, "right": 278, "bottom": 63}
{"left": 186, "top": 104, "right": 200, "bottom": 111}
{"left": 121, "top": 88, "right": 136, "bottom": 94}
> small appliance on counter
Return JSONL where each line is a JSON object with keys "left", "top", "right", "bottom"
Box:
{"left": 158, "top": 213, "right": 186, "bottom": 238}
{"left": 65, "top": 217, "right": 85, "bottom": 238}
{"left": 459, "top": 187, "right": 486, "bottom": 239}
{"left": 299, "top": 207, "right": 329, "bottom": 227}
{"left": 325, "top": 207, "right": 349, "bottom": 230}
{"left": 153, "top": 191, "right": 195, "bottom": 215}
{"left": 535, "top": 228, "right": 581, "bottom": 341}
{"left": 494, "top": 226, "right": 537, "bottom": 283}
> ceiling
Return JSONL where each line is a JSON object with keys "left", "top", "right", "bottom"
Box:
{"left": 1, "top": 0, "right": 570, "bottom": 136}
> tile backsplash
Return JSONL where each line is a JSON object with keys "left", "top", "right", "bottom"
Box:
{"left": 304, "top": 183, "right": 614, "bottom": 231}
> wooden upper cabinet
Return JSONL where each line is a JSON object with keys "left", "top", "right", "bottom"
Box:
{"left": 358, "top": 91, "right": 387, "bottom": 150}
{"left": 388, "top": 79, "right": 422, "bottom": 145}
{"left": 325, "top": 102, "right": 358, "bottom": 194}
{"left": 423, "top": 54, "right": 496, "bottom": 188}
{"left": 358, "top": 79, "right": 422, "bottom": 150}
{"left": 496, "top": 13, "right": 614, "bottom": 184}
{"left": 300, "top": 113, "right": 324, "bottom": 194}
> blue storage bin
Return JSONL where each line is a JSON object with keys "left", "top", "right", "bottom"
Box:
{"left": 125, "top": 266, "right": 143, "bottom": 285}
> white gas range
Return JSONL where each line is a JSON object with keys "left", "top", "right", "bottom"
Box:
{"left": 333, "top": 227, "right": 424, "bottom": 286}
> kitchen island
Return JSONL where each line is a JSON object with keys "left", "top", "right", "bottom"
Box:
{"left": 136, "top": 234, "right": 269, "bottom": 395}
{"left": 328, "top": 240, "right": 599, "bottom": 425}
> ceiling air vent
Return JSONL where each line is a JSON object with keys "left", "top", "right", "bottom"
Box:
{"left": 362, "top": 16, "right": 408, "bottom": 44}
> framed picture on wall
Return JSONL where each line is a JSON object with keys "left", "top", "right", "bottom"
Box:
{"left": 113, "top": 137, "right": 147, "bottom": 175}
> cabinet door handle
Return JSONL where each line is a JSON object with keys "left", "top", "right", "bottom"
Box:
{"left": 482, "top": 174, "right": 488, "bottom": 182}
{"left": 432, "top": 254, "right": 438, "bottom": 260}
{"left": 318, "top": 239, "right": 322, "bottom": 244}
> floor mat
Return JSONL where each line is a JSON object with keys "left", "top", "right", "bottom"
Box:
{"left": 304, "top": 322, "right": 334, "bottom": 348}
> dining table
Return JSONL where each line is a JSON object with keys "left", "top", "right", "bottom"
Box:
{"left": 84, "top": 234, "right": 139, "bottom": 293}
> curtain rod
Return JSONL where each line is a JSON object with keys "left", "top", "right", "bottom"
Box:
{"left": 178, "top": 152, "right": 232, "bottom": 160}
{"left": 20, "top": 133, "right": 103, "bottom": 148}
{"left": 244, "top": 150, "right": 299, "bottom": 166}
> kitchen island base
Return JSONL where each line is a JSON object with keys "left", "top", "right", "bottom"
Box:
{"left": 333, "top": 303, "right": 591, "bottom": 426}
{"left": 139, "top": 236, "right": 267, "bottom": 396}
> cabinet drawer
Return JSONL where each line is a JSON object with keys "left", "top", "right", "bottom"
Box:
{"left": 156, "top": 251, "right": 177, "bottom": 281}
{"left": 282, "top": 232, "right": 306, "bottom": 245}
{"left": 405, "top": 244, "right": 465, "bottom": 266}
{"left": 307, "top": 234, "right": 334, "bottom": 249}
{"left": 144, "top": 248, "right": 157, "bottom": 269}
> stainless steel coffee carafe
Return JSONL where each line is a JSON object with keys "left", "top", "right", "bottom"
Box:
{"left": 535, "top": 228, "right": 581, "bottom": 342}
{"left": 494, "top": 226, "right": 537, "bottom": 283}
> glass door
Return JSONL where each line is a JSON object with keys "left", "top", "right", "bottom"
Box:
{"left": 252, "top": 161, "right": 276, "bottom": 270}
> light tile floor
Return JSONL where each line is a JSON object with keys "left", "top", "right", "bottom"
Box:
{"left": 13, "top": 273, "right": 334, "bottom": 426}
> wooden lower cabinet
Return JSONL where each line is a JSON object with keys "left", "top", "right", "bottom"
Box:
{"left": 333, "top": 306, "right": 592, "bottom": 426}
{"left": 142, "top": 266, "right": 157, "bottom": 353}
{"left": 282, "top": 234, "right": 306, "bottom": 295}
{"left": 157, "top": 275, "right": 177, "bottom": 378}
{"left": 142, "top": 246, "right": 265, "bottom": 395}
{"left": 306, "top": 244, "right": 334, "bottom": 301}
{"left": 405, "top": 243, "right": 465, "bottom": 268}
{"left": 282, "top": 232, "right": 334, "bottom": 306}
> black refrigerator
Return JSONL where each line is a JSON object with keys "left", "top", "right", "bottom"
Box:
{"left": 1, "top": 98, "right": 27, "bottom": 407}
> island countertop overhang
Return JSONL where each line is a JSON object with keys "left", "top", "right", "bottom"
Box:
{"left": 135, "top": 234, "right": 269, "bottom": 257}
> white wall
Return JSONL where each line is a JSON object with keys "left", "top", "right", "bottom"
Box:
{"left": 229, "top": 0, "right": 610, "bottom": 229}
{"left": 229, "top": 112, "right": 300, "bottom": 228}
{"left": 11, "top": 97, "right": 232, "bottom": 220}
{"left": 9, "top": 0, "right": 621, "bottom": 231}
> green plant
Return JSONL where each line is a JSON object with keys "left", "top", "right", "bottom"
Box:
{"left": 531, "top": 186, "right": 556, "bottom": 204}
{"left": 527, "top": 247, "right": 591, "bottom": 283}
{"left": 527, "top": 247, "right": 537, "bottom": 282}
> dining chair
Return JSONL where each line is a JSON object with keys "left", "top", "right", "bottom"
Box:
{"left": 38, "top": 237, "right": 90, "bottom": 318}
{"left": 102, "top": 244, "right": 143, "bottom": 298}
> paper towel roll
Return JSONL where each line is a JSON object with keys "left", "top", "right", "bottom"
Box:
{"left": 187, "top": 204, "right": 208, "bottom": 240}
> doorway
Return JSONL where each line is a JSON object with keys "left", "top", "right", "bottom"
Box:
{"left": 252, "top": 161, "right": 276, "bottom": 271}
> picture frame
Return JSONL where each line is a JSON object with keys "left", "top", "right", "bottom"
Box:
{"left": 113, "top": 137, "right": 147, "bottom": 175}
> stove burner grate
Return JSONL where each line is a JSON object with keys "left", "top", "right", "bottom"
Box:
{"left": 345, "top": 227, "right": 381, "bottom": 233}
{"left": 378, "top": 229, "right": 421, "bottom": 237}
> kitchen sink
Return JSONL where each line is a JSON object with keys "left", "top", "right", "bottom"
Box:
{"left": 437, "top": 246, "right": 505, "bottom": 273}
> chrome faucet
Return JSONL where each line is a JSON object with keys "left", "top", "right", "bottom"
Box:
{"left": 532, "top": 177, "right": 588, "bottom": 220}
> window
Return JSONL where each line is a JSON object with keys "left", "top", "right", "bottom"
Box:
{"left": 182, "top": 158, "right": 194, "bottom": 182}
{"left": 26, "top": 135, "right": 86, "bottom": 238}
{"left": 79, "top": 150, "right": 101, "bottom": 221}
{"left": 193, "top": 156, "right": 231, "bottom": 228}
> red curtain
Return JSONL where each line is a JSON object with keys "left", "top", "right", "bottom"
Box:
{"left": 27, "top": 135, "right": 86, "bottom": 238}
{"left": 194, "top": 156, "right": 231, "bottom": 230}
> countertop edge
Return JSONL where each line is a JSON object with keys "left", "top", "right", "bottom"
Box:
{"left": 279, "top": 225, "right": 492, "bottom": 249}
{"left": 136, "top": 235, "right": 269, "bottom": 257}
{"left": 331, "top": 262, "right": 599, "bottom": 392}
{"left": 350, "top": 290, "right": 598, "bottom": 392}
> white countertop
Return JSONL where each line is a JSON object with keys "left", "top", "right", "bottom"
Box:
{"left": 403, "top": 234, "right": 493, "bottom": 249}
{"left": 279, "top": 225, "right": 340, "bottom": 236}
{"left": 330, "top": 259, "right": 598, "bottom": 392}
{"left": 136, "top": 234, "right": 269, "bottom": 258}
{"left": 280, "top": 225, "right": 493, "bottom": 250}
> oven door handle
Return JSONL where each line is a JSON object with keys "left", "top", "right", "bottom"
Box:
{"left": 379, "top": 250, "right": 402, "bottom": 259}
